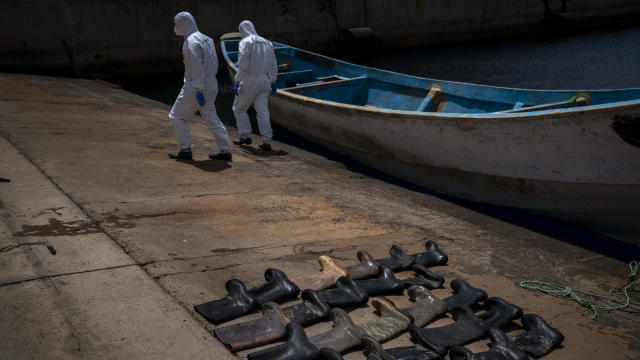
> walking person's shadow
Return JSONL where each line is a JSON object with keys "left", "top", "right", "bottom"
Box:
{"left": 238, "top": 145, "right": 288, "bottom": 157}
{"left": 175, "top": 159, "right": 232, "bottom": 172}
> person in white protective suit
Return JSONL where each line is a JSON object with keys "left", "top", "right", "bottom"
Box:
{"left": 168, "top": 11, "right": 232, "bottom": 161}
{"left": 232, "top": 20, "right": 278, "bottom": 151}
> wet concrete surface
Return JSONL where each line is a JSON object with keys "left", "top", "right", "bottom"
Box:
{"left": 1, "top": 25, "right": 639, "bottom": 360}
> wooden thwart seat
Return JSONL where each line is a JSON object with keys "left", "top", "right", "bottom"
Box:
{"left": 283, "top": 75, "right": 366, "bottom": 90}
{"left": 493, "top": 95, "right": 589, "bottom": 114}
{"left": 416, "top": 84, "right": 445, "bottom": 112}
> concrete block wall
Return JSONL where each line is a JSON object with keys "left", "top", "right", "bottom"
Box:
{"left": 1, "top": 0, "right": 638, "bottom": 77}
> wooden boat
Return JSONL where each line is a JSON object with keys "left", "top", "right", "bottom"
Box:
{"left": 220, "top": 33, "right": 640, "bottom": 245}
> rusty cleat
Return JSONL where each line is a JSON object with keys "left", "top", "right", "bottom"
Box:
{"left": 401, "top": 286, "right": 448, "bottom": 328}
{"left": 290, "top": 255, "right": 350, "bottom": 291}
{"left": 213, "top": 302, "right": 290, "bottom": 352}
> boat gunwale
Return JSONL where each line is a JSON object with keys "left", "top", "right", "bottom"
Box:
{"left": 219, "top": 33, "right": 640, "bottom": 119}
{"left": 275, "top": 88, "right": 640, "bottom": 119}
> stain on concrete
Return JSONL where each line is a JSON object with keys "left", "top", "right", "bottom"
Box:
{"left": 13, "top": 218, "right": 100, "bottom": 237}
{"left": 35, "top": 207, "right": 65, "bottom": 217}
{"left": 101, "top": 210, "right": 203, "bottom": 229}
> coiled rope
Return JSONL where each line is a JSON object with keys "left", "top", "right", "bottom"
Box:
{"left": 521, "top": 261, "right": 640, "bottom": 320}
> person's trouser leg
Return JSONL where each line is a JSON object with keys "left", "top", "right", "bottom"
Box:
{"left": 252, "top": 90, "right": 273, "bottom": 144}
{"left": 200, "top": 91, "right": 231, "bottom": 152}
{"left": 232, "top": 91, "right": 254, "bottom": 139}
{"left": 169, "top": 86, "right": 197, "bottom": 150}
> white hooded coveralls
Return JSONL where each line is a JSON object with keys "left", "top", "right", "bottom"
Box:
{"left": 169, "top": 12, "right": 230, "bottom": 152}
{"left": 233, "top": 20, "right": 278, "bottom": 144}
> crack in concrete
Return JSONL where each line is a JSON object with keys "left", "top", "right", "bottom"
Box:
{"left": 151, "top": 263, "right": 244, "bottom": 280}
{"left": 0, "top": 263, "right": 137, "bottom": 287}
{"left": 80, "top": 182, "right": 330, "bottom": 206}
{"left": 0, "top": 241, "right": 45, "bottom": 253}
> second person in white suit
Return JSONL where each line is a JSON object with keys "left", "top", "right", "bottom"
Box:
{"left": 232, "top": 20, "right": 278, "bottom": 151}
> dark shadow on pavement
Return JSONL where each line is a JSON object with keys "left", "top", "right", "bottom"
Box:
{"left": 0, "top": 178, "right": 10, "bottom": 182}
{"left": 238, "top": 145, "right": 288, "bottom": 157}
{"left": 175, "top": 159, "right": 232, "bottom": 172}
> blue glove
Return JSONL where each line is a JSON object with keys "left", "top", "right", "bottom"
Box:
{"left": 271, "top": 83, "right": 277, "bottom": 94}
{"left": 196, "top": 90, "right": 206, "bottom": 106}
{"left": 233, "top": 83, "right": 239, "bottom": 96}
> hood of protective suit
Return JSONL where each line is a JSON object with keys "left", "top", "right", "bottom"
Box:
{"left": 239, "top": 20, "right": 258, "bottom": 39}
{"left": 174, "top": 12, "right": 198, "bottom": 37}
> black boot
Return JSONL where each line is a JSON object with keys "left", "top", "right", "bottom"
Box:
{"left": 450, "top": 328, "right": 527, "bottom": 360}
{"left": 478, "top": 297, "right": 523, "bottom": 330}
{"left": 194, "top": 279, "right": 259, "bottom": 324}
{"left": 214, "top": 302, "right": 290, "bottom": 351}
{"left": 249, "top": 268, "right": 300, "bottom": 305}
{"left": 233, "top": 136, "right": 252, "bottom": 145}
{"left": 362, "top": 336, "right": 440, "bottom": 360}
{"left": 376, "top": 245, "right": 413, "bottom": 271}
{"left": 168, "top": 149, "right": 193, "bottom": 160}
{"left": 409, "top": 305, "right": 486, "bottom": 357}
{"left": 401, "top": 286, "right": 448, "bottom": 328}
{"left": 344, "top": 250, "right": 380, "bottom": 280}
{"left": 354, "top": 265, "right": 405, "bottom": 296}
{"left": 443, "top": 279, "right": 488, "bottom": 312}
{"left": 209, "top": 151, "right": 232, "bottom": 161}
{"left": 410, "top": 240, "right": 448, "bottom": 267}
{"left": 510, "top": 314, "right": 564, "bottom": 358}
{"left": 401, "top": 265, "right": 445, "bottom": 290}
{"left": 247, "top": 322, "right": 319, "bottom": 360}
{"left": 309, "top": 308, "right": 367, "bottom": 353}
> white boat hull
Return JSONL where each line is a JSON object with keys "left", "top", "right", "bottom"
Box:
{"left": 269, "top": 92, "right": 640, "bottom": 244}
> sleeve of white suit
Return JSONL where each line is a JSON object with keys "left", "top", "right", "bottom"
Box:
{"left": 267, "top": 43, "right": 278, "bottom": 83}
{"left": 187, "top": 40, "right": 206, "bottom": 90}
{"left": 234, "top": 40, "right": 250, "bottom": 84}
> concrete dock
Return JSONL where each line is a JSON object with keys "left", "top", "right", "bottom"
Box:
{"left": 0, "top": 73, "right": 637, "bottom": 359}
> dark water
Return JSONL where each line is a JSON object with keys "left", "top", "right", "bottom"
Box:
{"left": 363, "top": 25, "right": 640, "bottom": 90}
{"left": 109, "top": 25, "right": 640, "bottom": 260}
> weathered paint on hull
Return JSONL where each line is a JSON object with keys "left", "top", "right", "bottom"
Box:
{"left": 269, "top": 94, "right": 640, "bottom": 244}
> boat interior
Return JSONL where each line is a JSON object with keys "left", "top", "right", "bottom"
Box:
{"left": 221, "top": 36, "right": 640, "bottom": 115}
